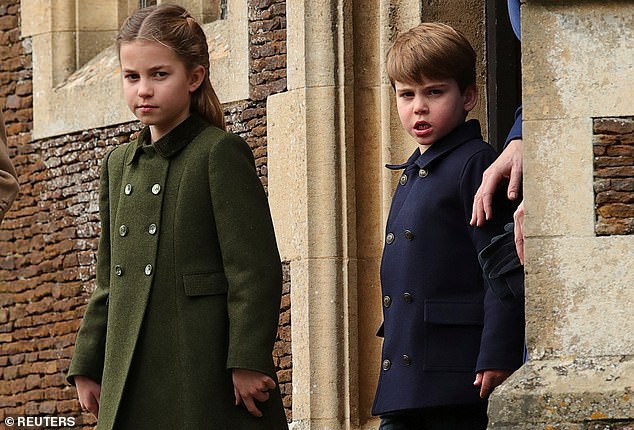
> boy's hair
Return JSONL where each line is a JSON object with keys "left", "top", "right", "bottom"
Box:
{"left": 386, "top": 22, "right": 476, "bottom": 93}
{"left": 117, "top": 4, "right": 226, "bottom": 131}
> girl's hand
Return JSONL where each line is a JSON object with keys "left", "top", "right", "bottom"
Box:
{"left": 232, "top": 368, "right": 277, "bottom": 418}
{"left": 74, "top": 375, "right": 101, "bottom": 418}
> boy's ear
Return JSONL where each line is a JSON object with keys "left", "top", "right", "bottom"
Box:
{"left": 188, "top": 65, "right": 206, "bottom": 93}
{"left": 462, "top": 84, "right": 478, "bottom": 112}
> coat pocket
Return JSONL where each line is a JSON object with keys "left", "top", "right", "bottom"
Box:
{"left": 423, "top": 300, "right": 484, "bottom": 372}
{"left": 183, "top": 272, "right": 229, "bottom": 296}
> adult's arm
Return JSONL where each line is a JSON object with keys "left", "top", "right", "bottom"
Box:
{"left": 470, "top": 108, "right": 523, "bottom": 227}
{"left": 0, "top": 110, "right": 19, "bottom": 223}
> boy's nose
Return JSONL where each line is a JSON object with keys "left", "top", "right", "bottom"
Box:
{"left": 413, "top": 96, "right": 428, "bottom": 114}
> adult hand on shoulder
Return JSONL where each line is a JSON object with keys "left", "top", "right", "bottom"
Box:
{"left": 75, "top": 375, "right": 101, "bottom": 418}
{"left": 473, "top": 369, "right": 514, "bottom": 399}
{"left": 471, "top": 139, "right": 523, "bottom": 226}
{"left": 514, "top": 200, "right": 525, "bottom": 265}
{"left": 232, "top": 368, "right": 277, "bottom": 418}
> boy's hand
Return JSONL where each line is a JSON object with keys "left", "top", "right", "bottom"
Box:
{"left": 473, "top": 369, "right": 513, "bottom": 398}
{"left": 471, "top": 139, "right": 523, "bottom": 226}
{"left": 74, "top": 375, "right": 101, "bottom": 418}
{"left": 232, "top": 368, "right": 277, "bottom": 418}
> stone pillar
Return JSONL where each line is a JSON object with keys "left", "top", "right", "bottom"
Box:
{"left": 488, "top": 2, "right": 634, "bottom": 428}
{"left": 268, "top": 1, "right": 358, "bottom": 426}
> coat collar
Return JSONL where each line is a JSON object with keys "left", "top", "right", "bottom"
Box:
{"left": 125, "top": 113, "right": 210, "bottom": 165}
{"left": 386, "top": 119, "right": 483, "bottom": 171}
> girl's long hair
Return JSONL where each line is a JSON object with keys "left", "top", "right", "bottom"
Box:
{"left": 117, "top": 4, "right": 226, "bottom": 130}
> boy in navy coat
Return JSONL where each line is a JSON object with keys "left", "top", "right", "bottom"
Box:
{"left": 372, "top": 22, "right": 524, "bottom": 430}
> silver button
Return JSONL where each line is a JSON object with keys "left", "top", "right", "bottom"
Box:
{"left": 119, "top": 224, "right": 128, "bottom": 237}
{"left": 418, "top": 168, "right": 428, "bottom": 178}
{"left": 386, "top": 233, "right": 395, "bottom": 245}
{"left": 144, "top": 264, "right": 153, "bottom": 276}
{"left": 402, "top": 354, "right": 411, "bottom": 366}
{"left": 124, "top": 183, "right": 133, "bottom": 195}
{"left": 114, "top": 265, "right": 123, "bottom": 276}
{"left": 151, "top": 184, "right": 161, "bottom": 195}
{"left": 148, "top": 224, "right": 157, "bottom": 235}
{"left": 382, "top": 359, "right": 392, "bottom": 371}
{"left": 399, "top": 174, "right": 408, "bottom": 186}
{"left": 403, "top": 292, "right": 413, "bottom": 304}
{"left": 383, "top": 295, "right": 392, "bottom": 308}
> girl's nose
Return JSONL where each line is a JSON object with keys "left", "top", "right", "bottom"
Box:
{"left": 138, "top": 78, "right": 153, "bottom": 98}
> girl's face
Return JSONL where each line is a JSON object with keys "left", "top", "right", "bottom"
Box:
{"left": 120, "top": 40, "right": 205, "bottom": 142}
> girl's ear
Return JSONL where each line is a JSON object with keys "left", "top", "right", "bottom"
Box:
{"left": 462, "top": 84, "right": 478, "bottom": 112}
{"left": 188, "top": 65, "right": 206, "bottom": 93}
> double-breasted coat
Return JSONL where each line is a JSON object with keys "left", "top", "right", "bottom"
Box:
{"left": 68, "top": 114, "right": 288, "bottom": 429}
{"left": 372, "top": 120, "right": 525, "bottom": 415}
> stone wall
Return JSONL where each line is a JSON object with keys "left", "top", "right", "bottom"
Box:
{"left": 0, "top": 0, "right": 290, "bottom": 426}
{"left": 593, "top": 116, "right": 634, "bottom": 235}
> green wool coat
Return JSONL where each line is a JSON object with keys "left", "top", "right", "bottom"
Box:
{"left": 68, "top": 114, "right": 288, "bottom": 430}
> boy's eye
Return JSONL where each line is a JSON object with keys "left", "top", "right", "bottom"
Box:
{"left": 124, "top": 73, "right": 139, "bottom": 81}
{"left": 399, "top": 92, "right": 414, "bottom": 98}
{"left": 153, "top": 71, "right": 169, "bottom": 78}
{"left": 428, "top": 89, "right": 443, "bottom": 96}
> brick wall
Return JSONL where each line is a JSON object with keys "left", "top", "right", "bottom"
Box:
{"left": 593, "top": 117, "right": 634, "bottom": 235}
{"left": 0, "top": 0, "right": 289, "bottom": 426}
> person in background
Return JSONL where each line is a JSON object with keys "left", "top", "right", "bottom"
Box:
{"left": 471, "top": 0, "right": 525, "bottom": 264}
{"left": 0, "top": 109, "right": 19, "bottom": 224}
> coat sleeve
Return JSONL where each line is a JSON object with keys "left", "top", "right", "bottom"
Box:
{"left": 459, "top": 148, "right": 525, "bottom": 372}
{"left": 67, "top": 149, "right": 115, "bottom": 385}
{"left": 208, "top": 133, "right": 282, "bottom": 378}
{"left": 504, "top": 107, "right": 523, "bottom": 148}
{"left": 0, "top": 110, "right": 19, "bottom": 223}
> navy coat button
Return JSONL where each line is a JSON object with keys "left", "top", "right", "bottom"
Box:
{"left": 119, "top": 224, "right": 128, "bottom": 237}
{"left": 114, "top": 265, "right": 123, "bottom": 276}
{"left": 144, "top": 264, "right": 153, "bottom": 276}
{"left": 403, "top": 292, "right": 413, "bottom": 304}
{"left": 152, "top": 184, "right": 162, "bottom": 195}
{"left": 418, "top": 168, "right": 428, "bottom": 178}
{"left": 383, "top": 295, "right": 392, "bottom": 308}
{"left": 148, "top": 223, "right": 157, "bottom": 235}
{"left": 402, "top": 354, "right": 411, "bottom": 366}
{"left": 124, "top": 183, "right": 133, "bottom": 195}
{"left": 404, "top": 229, "right": 414, "bottom": 240}
{"left": 382, "top": 359, "right": 392, "bottom": 371}
{"left": 399, "top": 174, "right": 408, "bottom": 186}
{"left": 386, "top": 233, "right": 395, "bottom": 244}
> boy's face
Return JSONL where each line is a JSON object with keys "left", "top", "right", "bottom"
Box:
{"left": 394, "top": 77, "right": 477, "bottom": 150}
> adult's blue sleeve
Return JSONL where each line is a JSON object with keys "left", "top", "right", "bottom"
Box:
{"left": 504, "top": 107, "right": 522, "bottom": 148}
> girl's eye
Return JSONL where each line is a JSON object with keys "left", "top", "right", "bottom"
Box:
{"left": 154, "top": 71, "right": 169, "bottom": 78}
{"left": 124, "top": 73, "right": 139, "bottom": 81}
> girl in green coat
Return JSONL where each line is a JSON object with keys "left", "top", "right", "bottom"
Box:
{"left": 67, "top": 5, "right": 288, "bottom": 429}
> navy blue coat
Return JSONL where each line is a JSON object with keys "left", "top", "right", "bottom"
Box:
{"left": 372, "top": 120, "right": 524, "bottom": 415}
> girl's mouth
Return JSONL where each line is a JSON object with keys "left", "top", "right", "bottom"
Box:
{"left": 138, "top": 105, "right": 157, "bottom": 113}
